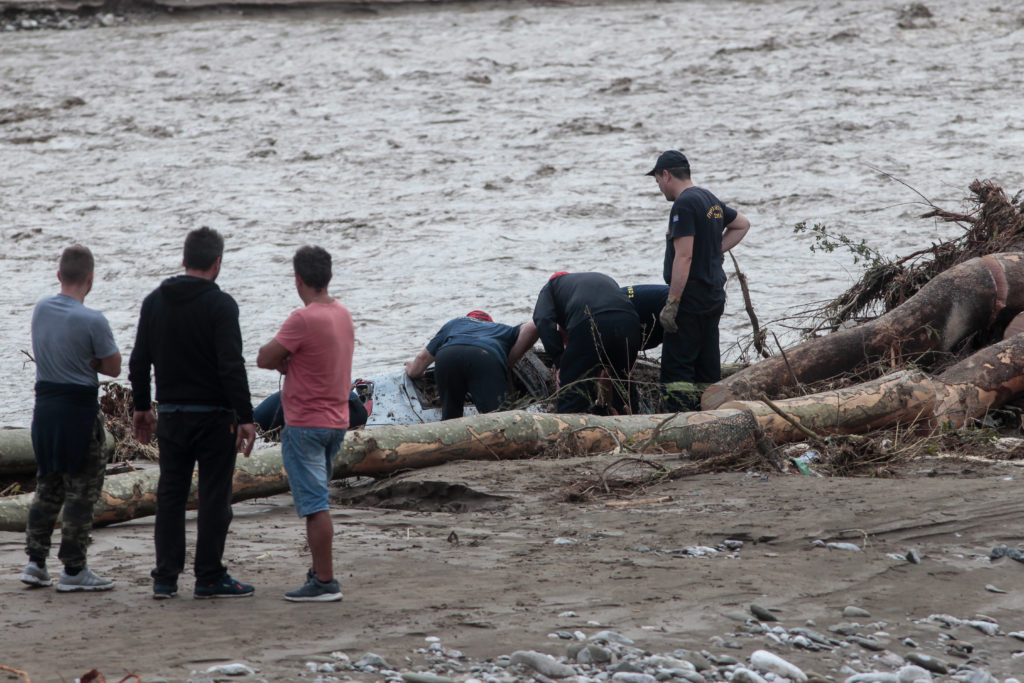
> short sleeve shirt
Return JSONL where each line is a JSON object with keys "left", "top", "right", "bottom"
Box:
{"left": 32, "top": 294, "right": 119, "bottom": 387}
{"left": 276, "top": 300, "right": 354, "bottom": 429}
{"left": 426, "top": 318, "right": 521, "bottom": 367}
{"left": 663, "top": 186, "right": 738, "bottom": 292}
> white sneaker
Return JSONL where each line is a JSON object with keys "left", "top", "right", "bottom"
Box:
{"left": 20, "top": 561, "right": 52, "bottom": 587}
{"left": 56, "top": 567, "right": 114, "bottom": 592}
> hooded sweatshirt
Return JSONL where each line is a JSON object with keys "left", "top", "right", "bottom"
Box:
{"left": 128, "top": 275, "right": 253, "bottom": 422}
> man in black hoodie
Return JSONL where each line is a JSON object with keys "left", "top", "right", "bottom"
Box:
{"left": 129, "top": 226, "right": 256, "bottom": 600}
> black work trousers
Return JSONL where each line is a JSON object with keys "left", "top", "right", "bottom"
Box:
{"left": 151, "top": 410, "right": 237, "bottom": 585}
{"left": 558, "top": 311, "right": 641, "bottom": 415}
{"left": 434, "top": 345, "right": 510, "bottom": 420}
{"left": 660, "top": 299, "right": 725, "bottom": 412}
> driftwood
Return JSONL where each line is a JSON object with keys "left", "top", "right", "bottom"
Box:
{"left": 719, "top": 331, "right": 1024, "bottom": 441}
{"left": 0, "top": 427, "right": 115, "bottom": 475}
{"left": 704, "top": 253, "right": 1024, "bottom": 409}
{"left": 0, "top": 410, "right": 762, "bottom": 531}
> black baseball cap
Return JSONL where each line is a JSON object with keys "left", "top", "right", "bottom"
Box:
{"left": 646, "top": 150, "right": 690, "bottom": 176}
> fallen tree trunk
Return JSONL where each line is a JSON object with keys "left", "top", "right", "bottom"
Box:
{"left": 718, "top": 332, "right": 1024, "bottom": 442}
{"left": 0, "top": 427, "right": 115, "bottom": 475}
{"left": 6, "top": 329, "right": 1024, "bottom": 532}
{"left": 0, "top": 409, "right": 762, "bottom": 531}
{"left": 703, "top": 253, "right": 1024, "bottom": 409}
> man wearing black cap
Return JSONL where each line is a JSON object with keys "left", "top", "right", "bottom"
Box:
{"left": 647, "top": 150, "right": 750, "bottom": 411}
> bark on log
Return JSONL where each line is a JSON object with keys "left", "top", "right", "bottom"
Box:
{"left": 718, "top": 333, "right": 1024, "bottom": 442}
{"left": 336, "top": 409, "right": 760, "bottom": 476}
{"left": 0, "top": 427, "right": 115, "bottom": 475}
{"left": 0, "top": 409, "right": 762, "bottom": 531}
{"left": 703, "top": 253, "right": 1024, "bottom": 409}
{"left": 718, "top": 370, "right": 938, "bottom": 442}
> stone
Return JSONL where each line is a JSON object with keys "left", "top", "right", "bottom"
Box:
{"left": 749, "top": 650, "right": 808, "bottom": 683}
{"left": 750, "top": 604, "right": 778, "bottom": 621}
{"left": 611, "top": 674, "right": 658, "bottom": 683}
{"left": 730, "top": 669, "right": 769, "bottom": 683}
{"left": 672, "top": 650, "right": 711, "bottom": 671}
{"left": 826, "top": 542, "right": 862, "bottom": 552}
{"left": 844, "top": 674, "right": 898, "bottom": 683}
{"left": 590, "top": 630, "right": 635, "bottom": 646}
{"left": 579, "top": 645, "right": 613, "bottom": 665}
{"left": 646, "top": 656, "right": 694, "bottom": 672}
{"left": 843, "top": 606, "right": 872, "bottom": 618}
{"left": 848, "top": 635, "right": 884, "bottom": 651}
{"left": 904, "top": 653, "right": 947, "bottom": 675}
{"left": 510, "top": 651, "right": 576, "bottom": 679}
{"left": 896, "top": 665, "right": 932, "bottom": 683}
{"left": 357, "top": 653, "right": 390, "bottom": 669}
{"left": 402, "top": 674, "right": 456, "bottom": 683}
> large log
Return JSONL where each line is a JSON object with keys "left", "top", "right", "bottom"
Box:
{"left": 718, "top": 333, "right": 1024, "bottom": 442}
{"left": 0, "top": 427, "right": 115, "bottom": 475}
{"left": 6, "top": 330, "right": 1024, "bottom": 532}
{"left": 718, "top": 369, "right": 937, "bottom": 442}
{"left": 0, "top": 410, "right": 762, "bottom": 531}
{"left": 703, "top": 253, "right": 1024, "bottom": 409}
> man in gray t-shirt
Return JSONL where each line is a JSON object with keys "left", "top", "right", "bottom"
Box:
{"left": 21, "top": 245, "right": 122, "bottom": 593}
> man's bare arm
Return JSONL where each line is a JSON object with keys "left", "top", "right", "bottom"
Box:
{"left": 722, "top": 212, "right": 750, "bottom": 253}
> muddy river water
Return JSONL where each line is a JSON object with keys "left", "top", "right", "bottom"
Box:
{"left": 1, "top": 0, "right": 1022, "bottom": 427}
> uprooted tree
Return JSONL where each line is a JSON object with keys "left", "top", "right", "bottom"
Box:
{"left": 704, "top": 252, "right": 1024, "bottom": 409}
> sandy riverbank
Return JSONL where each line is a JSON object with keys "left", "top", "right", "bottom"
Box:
{"left": 3, "top": 453, "right": 1024, "bottom": 680}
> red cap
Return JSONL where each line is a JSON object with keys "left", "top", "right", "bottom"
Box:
{"left": 549, "top": 271, "right": 569, "bottom": 281}
{"left": 466, "top": 310, "right": 493, "bottom": 322}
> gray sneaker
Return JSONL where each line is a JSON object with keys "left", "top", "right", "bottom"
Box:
{"left": 284, "top": 570, "right": 342, "bottom": 602}
{"left": 20, "top": 561, "right": 52, "bottom": 587}
{"left": 56, "top": 567, "right": 114, "bottom": 592}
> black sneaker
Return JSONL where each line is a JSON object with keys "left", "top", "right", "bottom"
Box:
{"left": 284, "top": 570, "right": 342, "bottom": 602}
{"left": 153, "top": 582, "right": 178, "bottom": 600}
{"left": 194, "top": 574, "right": 254, "bottom": 599}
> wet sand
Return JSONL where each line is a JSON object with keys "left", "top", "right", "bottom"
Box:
{"left": 3, "top": 455, "right": 1024, "bottom": 679}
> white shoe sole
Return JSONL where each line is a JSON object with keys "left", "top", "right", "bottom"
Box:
{"left": 284, "top": 592, "right": 343, "bottom": 602}
{"left": 20, "top": 574, "right": 52, "bottom": 587}
{"left": 56, "top": 582, "right": 114, "bottom": 592}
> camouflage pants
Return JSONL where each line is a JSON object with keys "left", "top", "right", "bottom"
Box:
{"left": 25, "top": 411, "right": 107, "bottom": 570}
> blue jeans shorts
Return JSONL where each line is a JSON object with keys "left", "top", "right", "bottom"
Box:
{"left": 281, "top": 426, "right": 347, "bottom": 518}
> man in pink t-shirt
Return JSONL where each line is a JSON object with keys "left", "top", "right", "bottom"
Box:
{"left": 257, "top": 246, "right": 354, "bottom": 603}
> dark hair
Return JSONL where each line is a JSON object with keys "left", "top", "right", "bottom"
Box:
{"left": 293, "top": 245, "right": 332, "bottom": 291}
{"left": 665, "top": 166, "right": 691, "bottom": 181}
{"left": 59, "top": 245, "right": 94, "bottom": 285}
{"left": 183, "top": 226, "right": 224, "bottom": 270}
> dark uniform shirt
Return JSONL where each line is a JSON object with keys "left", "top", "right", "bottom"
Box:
{"left": 663, "top": 186, "right": 738, "bottom": 308}
{"left": 533, "top": 272, "right": 637, "bottom": 367}
{"left": 622, "top": 284, "right": 669, "bottom": 350}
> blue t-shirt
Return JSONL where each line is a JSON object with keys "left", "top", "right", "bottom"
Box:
{"left": 32, "top": 294, "right": 118, "bottom": 387}
{"left": 426, "top": 318, "right": 521, "bottom": 368}
{"left": 663, "top": 186, "right": 738, "bottom": 294}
